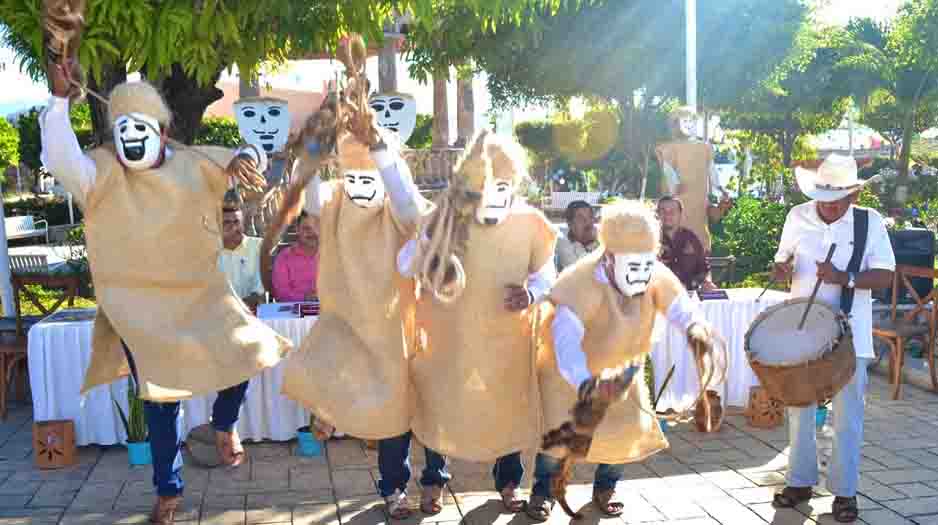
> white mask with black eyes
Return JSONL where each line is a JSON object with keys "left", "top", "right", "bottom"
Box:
{"left": 369, "top": 93, "right": 417, "bottom": 143}
{"left": 476, "top": 179, "right": 514, "bottom": 225}
{"left": 611, "top": 252, "right": 656, "bottom": 297}
{"left": 344, "top": 170, "right": 385, "bottom": 208}
{"left": 234, "top": 100, "right": 291, "bottom": 155}
{"left": 113, "top": 113, "right": 162, "bottom": 170}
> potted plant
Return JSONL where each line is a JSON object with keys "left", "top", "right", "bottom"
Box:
{"left": 114, "top": 376, "right": 150, "bottom": 465}
{"left": 295, "top": 415, "right": 323, "bottom": 457}
{"left": 816, "top": 400, "right": 831, "bottom": 431}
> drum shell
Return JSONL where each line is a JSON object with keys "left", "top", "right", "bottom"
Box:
{"left": 748, "top": 330, "right": 856, "bottom": 407}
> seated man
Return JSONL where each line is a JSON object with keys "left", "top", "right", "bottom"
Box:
{"left": 555, "top": 200, "right": 599, "bottom": 272}
{"left": 219, "top": 205, "right": 266, "bottom": 308}
{"left": 656, "top": 196, "right": 716, "bottom": 291}
{"left": 272, "top": 211, "right": 320, "bottom": 302}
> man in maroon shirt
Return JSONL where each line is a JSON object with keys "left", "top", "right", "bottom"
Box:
{"left": 657, "top": 196, "right": 716, "bottom": 291}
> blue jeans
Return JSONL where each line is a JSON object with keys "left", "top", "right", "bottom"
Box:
{"left": 122, "top": 342, "right": 249, "bottom": 496}
{"left": 493, "top": 451, "right": 525, "bottom": 492}
{"left": 786, "top": 358, "right": 869, "bottom": 497}
{"left": 531, "top": 453, "right": 625, "bottom": 498}
{"left": 376, "top": 432, "right": 450, "bottom": 497}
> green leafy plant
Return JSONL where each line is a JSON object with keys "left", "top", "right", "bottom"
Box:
{"left": 114, "top": 376, "right": 148, "bottom": 443}
{"left": 194, "top": 117, "right": 242, "bottom": 148}
{"left": 406, "top": 114, "right": 433, "bottom": 150}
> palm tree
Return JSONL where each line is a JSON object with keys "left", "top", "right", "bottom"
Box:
{"left": 839, "top": 6, "right": 938, "bottom": 184}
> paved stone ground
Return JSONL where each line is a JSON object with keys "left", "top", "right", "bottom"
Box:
{"left": 3, "top": 372, "right": 938, "bottom": 524}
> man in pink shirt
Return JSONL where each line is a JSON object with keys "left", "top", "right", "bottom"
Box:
{"left": 272, "top": 211, "right": 320, "bottom": 302}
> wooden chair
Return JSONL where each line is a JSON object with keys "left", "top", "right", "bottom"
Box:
{"left": 706, "top": 256, "right": 737, "bottom": 287}
{"left": 0, "top": 255, "right": 79, "bottom": 418}
{"left": 872, "top": 264, "right": 938, "bottom": 400}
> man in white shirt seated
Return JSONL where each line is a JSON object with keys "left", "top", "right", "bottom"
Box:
{"left": 555, "top": 200, "right": 599, "bottom": 272}
{"left": 218, "top": 203, "right": 266, "bottom": 309}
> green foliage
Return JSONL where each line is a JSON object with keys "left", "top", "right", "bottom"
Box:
{"left": 711, "top": 196, "right": 790, "bottom": 280}
{"left": 722, "top": 28, "right": 852, "bottom": 166}
{"left": 408, "top": 0, "right": 806, "bottom": 115}
{"left": 6, "top": 195, "right": 81, "bottom": 226}
{"left": 406, "top": 114, "right": 433, "bottom": 150}
{"left": 838, "top": 5, "right": 938, "bottom": 179}
{"left": 16, "top": 284, "right": 95, "bottom": 316}
{"left": 114, "top": 376, "right": 147, "bottom": 443}
{"left": 0, "top": 118, "right": 19, "bottom": 177}
{"left": 194, "top": 117, "right": 241, "bottom": 148}
{"left": 14, "top": 104, "right": 94, "bottom": 172}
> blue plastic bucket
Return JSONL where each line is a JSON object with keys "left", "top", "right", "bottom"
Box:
{"left": 297, "top": 431, "right": 323, "bottom": 457}
{"left": 127, "top": 441, "right": 152, "bottom": 466}
{"left": 815, "top": 407, "right": 829, "bottom": 430}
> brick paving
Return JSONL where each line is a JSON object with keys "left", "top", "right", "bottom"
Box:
{"left": 2, "top": 372, "right": 938, "bottom": 524}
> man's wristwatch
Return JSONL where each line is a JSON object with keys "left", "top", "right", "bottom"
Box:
{"left": 846, "top": 272, "right": 856, "bottom": 289}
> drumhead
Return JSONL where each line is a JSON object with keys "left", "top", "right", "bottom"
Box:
{"left": 746, "top": 298, "right": 842, "bottom": 366}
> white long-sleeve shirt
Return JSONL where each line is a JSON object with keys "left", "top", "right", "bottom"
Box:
{"left": 551, "top": 264, "right": 706, "bottom": 388}
{"left": 395, "top": 236, "right": 557, "bottom": 304}
{"left": 40, "top": 96, "right": 266, "bottom": 202}
{"left": 302, "top": 146, "right": 422, "bottom": 227}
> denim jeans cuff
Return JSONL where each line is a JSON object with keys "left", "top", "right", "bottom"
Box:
{"left": 156, "top": 485, "right": 184, "bottom": 497}
{"left": 211, "top": 421, "right": 237, "bottom": 433}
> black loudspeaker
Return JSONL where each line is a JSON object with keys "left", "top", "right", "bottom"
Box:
{"left": 879, "top": 228, "right": 936, "bottom": 303}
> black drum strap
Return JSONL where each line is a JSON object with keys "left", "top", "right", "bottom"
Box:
{"left": 840, "top": 207, "right": 869, "bottom": 315}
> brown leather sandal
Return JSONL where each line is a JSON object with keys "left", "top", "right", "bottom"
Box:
{"left": 385, "top": 489, "right": 412, "bottom": 520}
{"left": 524, "top": 495, "right": 554, "bottom": 522}
{"left": 149, "top": 495, "right": 181, "bottom": 524}
{"left": 420, "top": 484, "right": 443, "bottom": 515}
{"left": 592, "top": 488, "right": 624, "bottom": 517}
{"left": 772, "top": 486, "right": 813, "bottom": 508}
{"left": 832, "top": 496, "right": 858, "bottom": 523}
{"left": 500, "top": 482, "right": 524, "bottom": 513}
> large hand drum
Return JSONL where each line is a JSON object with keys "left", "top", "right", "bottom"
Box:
{"left": 745, "top": 297, "right": 856, "bottom": 407}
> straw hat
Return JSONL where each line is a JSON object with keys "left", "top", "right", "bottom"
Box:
{"left": 795, "top": 154, "right": 881, "bottom": 202}
{"left": 108, "top": 81, "right": 171, "bottom": 127}
{"left": 598, "top": 200, "right": 660, "bottom": 254}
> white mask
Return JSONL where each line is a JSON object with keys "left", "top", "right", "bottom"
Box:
{"left": 476, "top": 179, "right": 514, "bottom": 225}
{"left": 234, "top": 100, "right": 291, "bottom": 155}
{"left": 369, "top": 93, "right": 417, "bottom": 143}
{"left": 678, "top": 115, "right": 698, "bottom": 138}
{"left": 344, "top": 170, "right": 385, "bottom": 208}
{"left": 611, "top": 252, "right": 656, "bottom": 297}
{"left": 113, "top": 113, "right": 163, "bottom": 170}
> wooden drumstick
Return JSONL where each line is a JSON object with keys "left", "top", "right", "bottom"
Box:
{"left": 759, "top": 254, "right": 794, "bottom": 301}
{"left": 797, "top": 243, "right": 837, "bottom": 330}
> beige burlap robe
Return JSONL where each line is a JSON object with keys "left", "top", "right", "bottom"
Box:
{"left": 410, "top": 206, "right": 557, "bottom": 461}
{"left": 656, "top": 141, "right": 714, "bottom": 252}
{"left": 541, "top": 253, "right": 685, "bottom": 464}
{"left": 281, "top": 181, "right": 417, "bottom": 440}
{"left": 79, "top": 146, "right": 292, "bottom": 402}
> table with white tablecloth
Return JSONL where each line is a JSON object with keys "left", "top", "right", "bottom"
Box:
{"left": 27, "top": 307, "right": 316, "bottom": 446}
{"left": 650, "top": 288, "right": 789, "bottom": 411}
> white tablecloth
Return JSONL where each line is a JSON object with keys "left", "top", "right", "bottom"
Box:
{"left": 650, "top": 288, "right": 789, "bottom": 411}
{"left": 28, "top": 309, "right": 317, "bottom": 446}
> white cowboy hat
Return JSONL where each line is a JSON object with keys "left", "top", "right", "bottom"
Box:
{"left": 794, "top": 154, "right": 881, "bottom": 202}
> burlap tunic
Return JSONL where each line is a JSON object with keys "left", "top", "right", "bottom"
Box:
{"left": 410, "top": 206, "right": 557, "bottom": 461}
{"left": 281, "top": 180, "right": 417, "bottom": 440}
{"left": 541, "top": 253, "right": 685, "bottom": 464}
{"left": 79, "top": 146, "right": 292, "bottom": 402}
{"left": 656, "top": 141, "right": 713, "bottom": 252}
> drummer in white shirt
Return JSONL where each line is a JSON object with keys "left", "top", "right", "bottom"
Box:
{"left": 771, "top": 154, "right": 894, "bottom": 523}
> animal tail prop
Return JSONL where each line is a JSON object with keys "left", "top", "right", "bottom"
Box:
{"left": 42, "top": 0, "right": 86, "bottom": 102}
{"left": 540, "top": 365, "right": 639, "bottom": 519}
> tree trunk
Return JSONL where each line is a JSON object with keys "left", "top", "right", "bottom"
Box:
{"left": 156, "top": 64, "right": 225, "bottom": 145}
{"left": 898, "top": 109, "right": 915, "bottom": 181}
{"left": 455, "top": 73, "right": 475, "bottom": 148}
{"left": 87, "top": 64, "right": 128, "bottom": 146}
{"left": 431, "top": 70, "right": 450, "bottom": 148}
